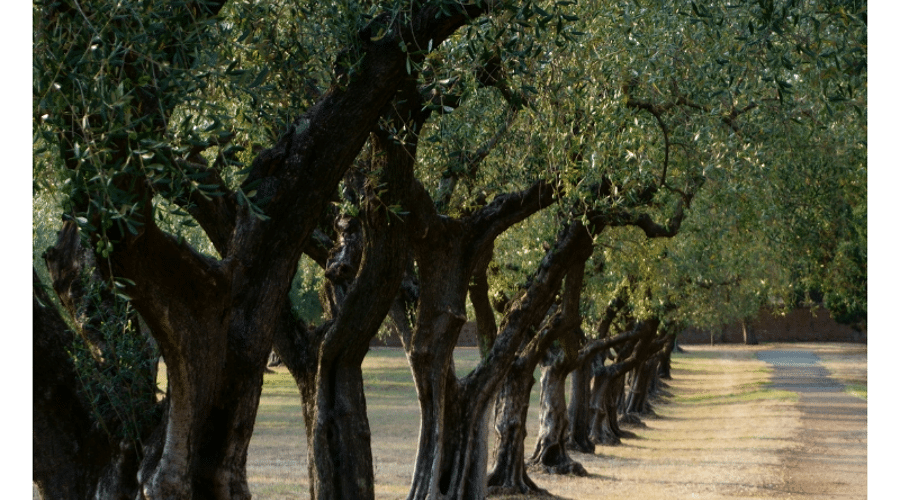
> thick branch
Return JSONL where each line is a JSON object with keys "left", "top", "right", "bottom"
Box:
{"left": 171, "top": 161, "right": 238, "bottom": 256}
{"left": 235, "top": 1, "right": 497, "bottom": 263}
{"left": 464, "top": 221, "right": 593, "bottom": 392}
{"left": 466, "top": 179, "right": 560, "bottom": 248}
{"left": 469, "top": 243, "right": 499, "bottom": 356}
{"left": 576, "top": 326, "right": 645, "bottom": 368}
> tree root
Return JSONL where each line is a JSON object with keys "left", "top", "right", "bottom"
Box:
{"left": 487, "top": 472, "right": 550, "bottom": 497}
{"left": 530, "top": 459, "right": 588, "bottom": 477}
{"left": 651, "top": 388, "right": 674, "bottom": 399}
{"left": 566, "top": 438, "right": 595, "bottom": 454}
{"left": 486, "top": 484, "right": 551, "bottom": 497}
{"left": 618, "top": 412, "right": 647, "bottom": 427}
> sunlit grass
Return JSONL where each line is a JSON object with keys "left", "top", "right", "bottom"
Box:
{"left": 668, "top": 353, "right": 799, "bottom": 405}
{"left": 844, "top": 383, "right": 867, "bottom": 400}
{"left": 675, "top": 387, "right": 799, "bottom": 404}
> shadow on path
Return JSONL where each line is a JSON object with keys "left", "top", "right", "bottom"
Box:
{"left": 756, "top": 349, "right": 867, "bottom": 499}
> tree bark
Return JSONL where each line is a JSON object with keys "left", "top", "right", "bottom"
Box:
{"left": 36, "top": 225, "right": 163, "bottom": 499}
{"left": 658, "top": 334, "right": 675, "bottom": 379}
{"left": 487, "top": 358, "right": 548, "bottom": 496}
{"left": 621, "top": 330, "right": 674, "bottom": 424}
{"left": 527, "top": 264, "right": 588, "bottom": 477}
{"left": 589, "top": 365, "right": 627, "bottom": 446}
{"left": 468, "top": 245, "right": 499, "bottom": 358}
{"left": 588, "top": 320, "right": 660, "bottom": 445}
{"left": 271, "top": 83, "right": 421, "bottom": 499}
{"left": 490, "top": 228, "right": 627, "bottom": 494}
{"left": 566, "top": 357, "right": 594, "bottom": 453}
{"left": 567, "top": 328, "right": 641, "bottom": 452}
{"left": 487, "top": 197, "right": 695, "bottom": 487}
{"left": 623, "top": 358, "right": 657, "bottom": 417}
{"left": 529, "top": 349, "right": 586, "bottom": 476}
{"left": 487, "top": 286, "right": 583, "bottom": 493}
{"left": 566, "top": 293, "right": 629, "bottom": 453}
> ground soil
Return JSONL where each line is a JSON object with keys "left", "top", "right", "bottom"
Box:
{"left": 32, "top": 343, "right": 868, "bottom": 499}
{"left": 246, "top": 343, "right": 866, "bottom": 500}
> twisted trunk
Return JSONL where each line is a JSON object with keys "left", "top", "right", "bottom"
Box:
{"left": 590, "top": 364, "right": 639, "bottom": 445}
{"left": 487, "top": 234, "right": 591, "bottom": 492}
{"left": 36, "top": 227, "right": 165, "bottom": 499}
{"left": 487, "top": 360, "right": 547, "bottom": 496}
{"left": 529, "top": 352, "right": 586, "bottom": 476}
{"left": 566, "top": 358, "right": 594, "bottom": 453}
{"left": 527, "top": 264, "right": 587, "bottom": 476}
{"left": 566, "top": 301, "right": 633, "bottom": 453}
{"left": 407, "top": 369, "right": 495, "bottom": 500}
{"left": 589, "top": 366, "right": 622, "bottom": 446}
{"left": 658, "top": 335, "right": 674, "bottom": 379}
{"left": 623, "top": 330, "right": 676, "bottom": 418}
{"left": 623, "top": 358, "right": 657, "bottom": 417}
{"left": 589, "top": 320, "right": 659, "bottom": 445}
{"left": 274, "top": 91, "right": 415, "bottom": 498}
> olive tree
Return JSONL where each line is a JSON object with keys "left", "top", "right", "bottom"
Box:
{"left": 32, "top": 0, "right": 509, "bottom": 497}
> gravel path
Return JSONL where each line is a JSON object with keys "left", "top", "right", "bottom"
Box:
{"left": 756, "top": 349, "right": 867, "bottom": 499}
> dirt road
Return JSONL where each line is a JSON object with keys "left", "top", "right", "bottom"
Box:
{"left": 757, "top": 347, "right": 867, "bottom": 499}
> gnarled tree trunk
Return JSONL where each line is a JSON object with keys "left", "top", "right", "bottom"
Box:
{"left": 487, "top": 359, "right": 547, "bottom": 496}
{"left": 623, "top": 329, "right": 676, "bottom": 420}
{"left": 488, "top": 259, "right": 589, "bottom": 492}
{"left": 529, "top": 349, "right": 586, "bottom": 476}
{"left": 589, "top": 363, "right": 633, "bottom": 446}
{"left": 486, "top": 304, "right": 579, "bottom": 494}
{"left": 36, "top": 225, "right": 164, "bottom": 499}
{"left": 35, "top": 2, "right": 496, "bottom": 498}
{"left": 566, "top": 357, "right": 595, "bottom": 454}
{"left": 566, "top": 291, "right": 630, "bottom": 454}
{"left": 589, "top": 320, "right": 660, "bottom": 445}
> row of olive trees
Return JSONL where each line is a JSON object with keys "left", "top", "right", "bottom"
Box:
{"left": 33, "top": 0, "right": 865, "bottom": 499}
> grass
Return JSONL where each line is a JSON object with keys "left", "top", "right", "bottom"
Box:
{"left": 675, "top": 387, "right": 799, "bottom": 404}
{"left": 844, "top": 383, "right": 867, "bottom": 400}
{"left": 668, "top": 353, "right": 798, "bottom": 405}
